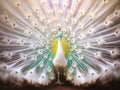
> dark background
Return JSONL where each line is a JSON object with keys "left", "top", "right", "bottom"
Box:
{"left": 0, "top": 79, "right": 120, "bottom": 90}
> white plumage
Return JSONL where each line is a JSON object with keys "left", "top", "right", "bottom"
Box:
{"left": 0, "top": 0, "right": 120, "bottom": 87}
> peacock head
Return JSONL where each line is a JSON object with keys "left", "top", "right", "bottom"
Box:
{"left": 58, "top": 33, "right": 63, "bottom": 39}
{"left": 57, "top": 28, "right": 63, "bottom": 39}
{"left": 51, "top": 32, "right": 69, "bottom": 57}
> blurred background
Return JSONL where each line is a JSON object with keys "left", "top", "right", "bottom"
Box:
{"left": 0, "top": 78, "right": 120, "bottom": 90}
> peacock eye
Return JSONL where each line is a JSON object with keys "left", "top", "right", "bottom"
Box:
{"left": 104, "top": 0, "right": 106, "bottom": 2}
{"left": 15, "top": 71, "right": 18, "bottom": 74}
{"left": 28, "top": 15, "right": 30, "bottom": 18}
{"left": 78, "top": 75, "right": 81, "bottom": 78}
{"left": 116, "top": 31, "right": 118, "bottom": 34}
{"left": 36, "top": 9, "right": 38, "bottom": 12}
{"left": 114, "top": 63, "right": 117, "bottom": 67}
{"left": 17, "top": 3, "right": 20, "bottom": 6}
{"left": 115, "top": 12, "right": 118, "bottom": 15}
{"left": 5, "top": 16, "right": 7, "bottom": 20}
{"left": 13, "top": 23, "right": 16, "bottom": 26}
{"left": 105, "top": 69, "right": 108, "bottom": 72}
{"left": 91, "top": 73, "right": 94, "bottom": 75}
{"left": 42, "top": 76, "right": 45, "bottom": 78}
{"left": 4, "top": 66, "right": 7, "bottom": 69}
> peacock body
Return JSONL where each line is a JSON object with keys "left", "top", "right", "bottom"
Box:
{"left": 0, "top": 0, "right": 120, "bottom": 86}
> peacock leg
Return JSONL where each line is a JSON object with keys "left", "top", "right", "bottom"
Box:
{"left": 55, "top": 69, "right": 63, "bottom": 85}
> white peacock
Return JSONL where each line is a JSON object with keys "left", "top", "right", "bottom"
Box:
{"left": 0, "top": 0, "right": 120, "bottom": 86}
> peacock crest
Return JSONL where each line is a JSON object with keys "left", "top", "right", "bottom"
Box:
{"left": 0, "top": 0, "right": 120, "bottom": 86}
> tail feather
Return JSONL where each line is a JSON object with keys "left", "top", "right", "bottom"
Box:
{"left": 0, "top": 0, "right": 120, "bottom": 87}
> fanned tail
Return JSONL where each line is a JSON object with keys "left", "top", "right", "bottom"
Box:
{"left": 0, "top": 0, "right": 56, "bottom": 86}
{"left": 0, "top": 0, "right": 120, "bottom": 87}
{"left": 65, "top": 0, "right": 120, "bottom": 86}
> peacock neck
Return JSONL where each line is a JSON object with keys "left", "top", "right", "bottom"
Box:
{"left": 53, "top": 37, "right": 67, "bottom": 68}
